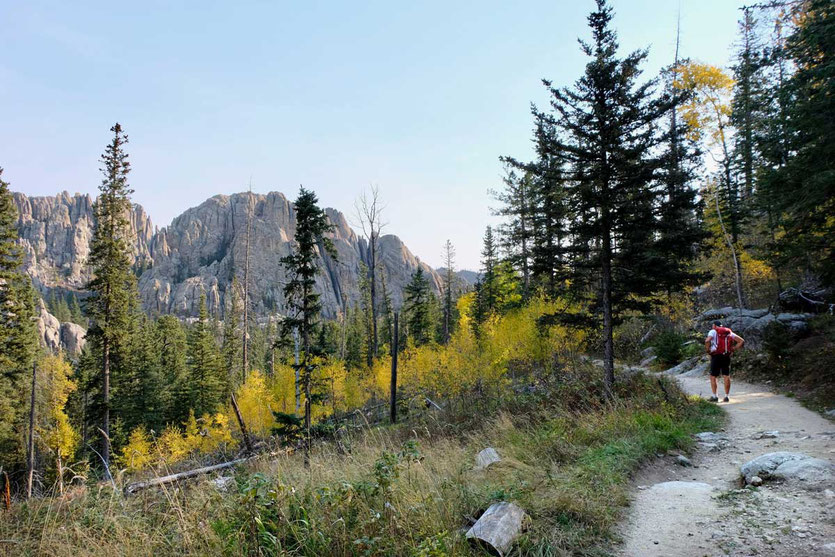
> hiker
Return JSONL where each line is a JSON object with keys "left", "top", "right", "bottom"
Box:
{"left": 704, "top": 320, "right": 744, "bottom": 402}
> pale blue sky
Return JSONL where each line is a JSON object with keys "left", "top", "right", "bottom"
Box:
{"left": 1, "top": 0, "right": 748, "bottom": 269}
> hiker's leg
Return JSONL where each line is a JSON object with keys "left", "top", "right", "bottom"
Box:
{"left": 723, "top": 374, "right": 731, "bottom": 397}
{"left": 710, "top": 374, "right": 718, "bottom": 396}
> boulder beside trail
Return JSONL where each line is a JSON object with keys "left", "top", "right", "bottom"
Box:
{"left": 466, "top": 502, "right": 527, "bottom": 556}
{"left": 475, "top": 448, "right": 501, "bottom": 470}
{"left": 741, "top": 452, "right": 835, "bottom": 489}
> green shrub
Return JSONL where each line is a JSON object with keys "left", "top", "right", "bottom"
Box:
{"left": 761, "top": 321, "right": 797, "bottom": 363}
{"left": 653, "top": 330, "right": 686, "bottom": 365}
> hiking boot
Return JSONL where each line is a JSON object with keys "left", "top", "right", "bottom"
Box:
{"left": 709, "top": 395, "right": 719, "bottom": 402}
{"left": 723, "top": 397, "right": 730, "bottom": 403}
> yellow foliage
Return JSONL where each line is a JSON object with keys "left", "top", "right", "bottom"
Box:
{"left": 674, "top": 61, "right": 734, "bottom": 149}
{"left": 121, "top": 296, "right": 588, "bottom": 473}
{"left": 37, "top": 354, "right": 79, "bottom": 460}
{"left": 233, "top": 370, "right": 276, "bottom": 436}
{"left": 120, "top": 427, "right": 154, "bottom": 472}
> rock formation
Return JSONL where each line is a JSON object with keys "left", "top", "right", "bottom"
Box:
{"left": 35, "top": 298, "right": 86, "bottom": 356}
{"left": 14, "top": 190, "right": 441, "bottom": 320}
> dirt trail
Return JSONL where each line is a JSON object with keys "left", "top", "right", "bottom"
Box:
{"left": 618, "top": 374, "right": 835, "bottom": 556}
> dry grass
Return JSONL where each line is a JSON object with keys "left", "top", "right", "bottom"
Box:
{"left": 0, "top": 366, "right": 721, "bottom": 556}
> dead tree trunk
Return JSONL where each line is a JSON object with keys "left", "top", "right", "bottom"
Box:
{"left": 390, "top": 312, "right": 399, "bottom": 424}
{"left": 26, "top": 361, "right": 36, "bottom": 499}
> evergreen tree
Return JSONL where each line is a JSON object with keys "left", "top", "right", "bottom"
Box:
{"left": 491, "top": 168, "right": 533, "bottom": 297}
{"left": 653, "top": 58, "right": 709, "bottom": 295}
{"left": 378, "top": 269, "right": 395, "bottom": 350}
{"left": 357, "top": 262, "right": 375, "bottom": 367}
{"left": 187, "top": 293, "right": 224, "bottom": 418}
{"left": 222, "top": 278, "right": 243, "bottom": 389}
{"left": 776, "top": 0, "right": 835, "bottom": 283}
{"left": 0, "top": 168, "right": 38, "bottom": 477}
{"left": 441, "top": 240, "right": 458, "bottom": 342}
{"left": 84, "top": 123, "right": 141, "bottom": 470}
{"left": 403, "top": 267, "right": 433, "bottom": 346}
{"left": 155, "top": 315, "right": 189, "bottom": 425}
{"left": 517, "top": 1, "right": 676, "bottom": 392}
{"left": 471, "top": 227, "right": 501, "bottom": 331}
{"left": 121, "top": 316, "right": 163, "bottom": 433}
{"left": 280, "top": 187, "right": 336, "bottom": 462}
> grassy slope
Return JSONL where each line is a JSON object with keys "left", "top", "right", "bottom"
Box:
{"left": 1, "top": 365, "right": 720, "bottom": 556}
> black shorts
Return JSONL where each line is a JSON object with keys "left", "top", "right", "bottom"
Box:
{"left": 710, "top": 354, "right": 731, "bottom": 376}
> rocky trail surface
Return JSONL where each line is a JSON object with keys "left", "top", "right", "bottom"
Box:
{"left": 618, "top": 374, "right": 835, "bottom": 556}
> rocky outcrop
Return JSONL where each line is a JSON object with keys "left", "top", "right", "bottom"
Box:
{"left": 695, "top": 307, "right": 815, "bottom": 348}
{"left": 35, "top": 299, "right": 86, "bottom": 356}
{"left": 15, "top": 191, "right": 441, "bottom": 319}
{"left": 13, "top": 191, "right": 154, "bottom": 296}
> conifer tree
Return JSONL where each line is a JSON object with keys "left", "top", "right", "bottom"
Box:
{"left": 491, "top": 168, "right": 533, "bottom": 297}
{"left": 777, "top": 0, "right": 835, "bottom": 283}
{"left": 187, "top": 293, "right": 224, "bottom": 418}
{"left": 357, "top": 262, "right": 375, "bottom": 367}
{"left": 280, "top": 187, "right": 336, "bottom": 462}
{"left": 403, "top": 268, "right": 433, "bottom": 346}
{"left": 222, "top": 278, "right": 243, "bottom": 388}
{"left": 517, "top": 1, "right": 677, "bottom": 392}
{"left": 0, "top": 168, "right": 38, "bottom": 474}
{"left": 441, "top": 240, "right": 458, "bottom": 342}
{"left": 155, "top": 315, "right": 189, "bottom": 425}
{"left": 84, "top": 123, "right": 141, "bottom": 471}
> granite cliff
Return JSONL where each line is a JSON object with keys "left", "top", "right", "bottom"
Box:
{"left": 15, "top": 190, "right": 441, "bottom": 321}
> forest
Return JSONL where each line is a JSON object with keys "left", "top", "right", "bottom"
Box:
{"left": 0, "top": 0, "right": 832, "bottom": 554}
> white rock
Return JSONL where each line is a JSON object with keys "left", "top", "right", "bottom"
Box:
{"left": 741, "top": 452, "right": 835, "bottom": 489}
{"left": 466, "top": 502, "right": 527, "bottom": 556}
{"left": 475, "top": 448, "right": 501, "bottom": 470}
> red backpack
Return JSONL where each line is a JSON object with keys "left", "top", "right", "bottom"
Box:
{"left": 713, "top": 327, "right": 733, "bottom": 355}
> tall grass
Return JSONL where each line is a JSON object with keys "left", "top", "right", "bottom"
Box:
{"left": 1, "top": 362, "right": 721, "bottom": 556}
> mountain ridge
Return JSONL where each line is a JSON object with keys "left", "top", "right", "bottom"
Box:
{"left": 14, "top": 190, "right": 441, "bottom": 320}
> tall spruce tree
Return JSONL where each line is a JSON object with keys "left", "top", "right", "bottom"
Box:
{"left": 403, "top": 268, "right": 433, "bottom": 346}
{"left": 441, "top": 240, "right": 457, "bottom": 342}
{"left": 280, "top": 187, "right": 336, "bottom": 462}
{"left": 777, "top": 0, "right": 835, "bottom": 284}
{"left": 519, "top": 1, "right": 678, "bottom": 392}
{"left": 222, "top": 277, "right": 243, "bottom": 389}
{"left": 155, "top": 314, "right": 189, "bottom": 425}
{"left": 491, "top": 168, "right": 533, "bottom": 298}
{"left": 187, "top": 293, "right": 224, "bottom": 417}
{"left": 0, "top": 168, "right": 38, "bottom": 477}
{"left": 85, "top": 123, "right": 141, "bottom": 471}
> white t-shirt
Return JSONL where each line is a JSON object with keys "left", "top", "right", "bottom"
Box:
{"left": 706, "top": 329, "right": 739, "bottom": 353}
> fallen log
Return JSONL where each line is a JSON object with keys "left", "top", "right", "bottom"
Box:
{"left": 124, "top": 458, "right": 248, "bottom": 495}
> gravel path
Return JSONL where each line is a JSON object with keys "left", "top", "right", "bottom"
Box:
{"left": 618, "top": 374, "right": 835, "bottom": 556}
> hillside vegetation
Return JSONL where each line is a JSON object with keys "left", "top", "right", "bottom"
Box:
{"left": 1, "top": 301, "right": 720, "bottom": 556}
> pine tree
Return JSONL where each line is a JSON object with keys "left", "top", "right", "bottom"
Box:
{"left": 776, "top": 0, "right": 835, "bottom": 284}
{"left": 280, "top": 187, "right": 336, "bottom": 463}
{"left": 222, "top": 278, "right": 243, "bottom": 389}
{"left": 491, "top": 168, "right": 533, "bottom": 297}
{"left": 357, "top": 262, "right": 375, "bottom": 367}
{"left": 519, "top": 1, "right": 674, "bottom": 392}
{"left": 403, "top": 268, "right": 433, "bottom": 346}
{"left": 441, "top": 240, "right": 458, "bottom": 342}
{"left": 187, "top": 293, "right": 224, "bottom": 418}
{"left": 155, "top": 315, "right": 189, "bottom": 425}
{"left": 0, "top": 168, "right": 38, "bottom": 476}
{"left": 84, "top": 123, "right": 141, "bottom": 471}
